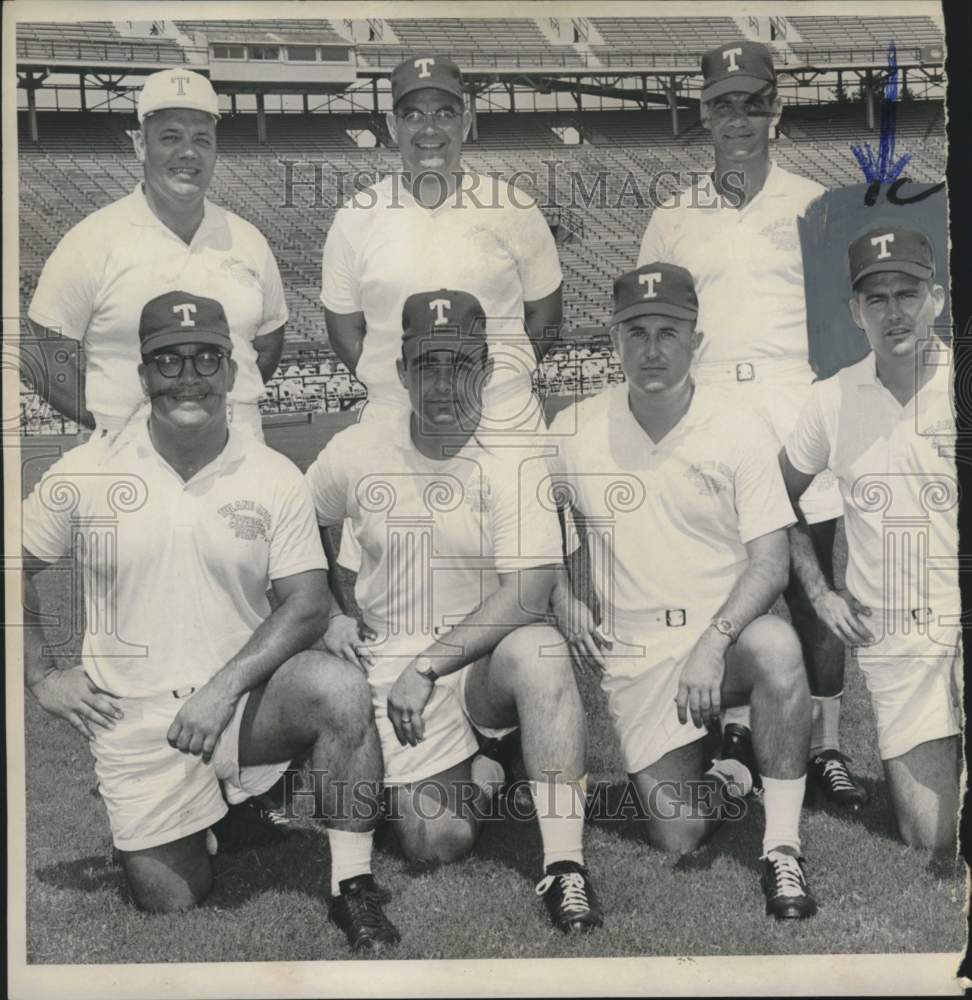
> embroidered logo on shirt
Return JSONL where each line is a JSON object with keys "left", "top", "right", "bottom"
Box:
{"left": 222, "top": 257, "right": 261, "bottom": 288}
{"left": 464, "top": 478, "right": 493, "bottom": 514}
{"left": 684, "top": 461, "right": 733, "bottom": 496}
{"left": 760, "top": 218, "right": 798, "bottom": 252}
{"left": 218, "top": 499, "right": 271, "bottom": 541}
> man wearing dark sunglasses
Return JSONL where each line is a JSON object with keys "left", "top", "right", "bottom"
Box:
{"left": 22, "top": 290, "right": 399, "bottom": 954}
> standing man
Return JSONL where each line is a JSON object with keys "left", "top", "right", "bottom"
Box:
{"left": 305, "top": 289, "right": 603, "bottom": 934}
{"left": 26, "top": 68, "right": 287, "bottom": 442}
{"left": 638, "top": 40, "right": 865, "bottom": 809}
{"left": 320, "top": 53, "right": 564, "bottom": 645}
{"left": 781, "top": 228, "right": 959, "bottom": 850}
{"left": 550, "top": 264, "right": 818, "bottom": 920}
{"left": 22, "top": 291, "right": 399, "bottom": 953}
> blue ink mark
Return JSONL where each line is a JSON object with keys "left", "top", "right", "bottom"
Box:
{"left": 850, "top": 42, "right": 913, "bottom": 184}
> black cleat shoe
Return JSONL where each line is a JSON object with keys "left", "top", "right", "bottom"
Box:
{"left": 760, "top": 848, "right": 818, "bottom": 921}
{"left": 717, "top": 723, "right": 762, "bottom": 795}
{"left": 329, "top": 874, "right": 401, "bottom": 954}
{"left": 535, "top": 861, "right": 604, "bottom": 933}
{"left": 810, "top": 749, "right": 868, "bottom": 812}
{"left": 210, "top": 797, "right": 293, "bottom": 853}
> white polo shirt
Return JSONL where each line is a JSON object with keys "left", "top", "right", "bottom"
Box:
{"left": 786, "top": 349, "right": 958, "bottom": 613}
{"left": 22, "top": 422, "right": 325, "bottom": 698}
{"left": 321, "top": 171, "right": 562, "bottom": 420}
{"left": 305, "top": 418, "right": 563, "bottom": 653}
{"left": 29, "top": 185, "right": 289, "bottom": 431}
{"left": 638, "top": 162, "right": 824, "bottom": 372}
{"left": 549, "top": 383, "right": 796, "bottom": 617}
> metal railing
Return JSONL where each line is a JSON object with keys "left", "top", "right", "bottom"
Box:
{"left": 16, "top": 38, "right": 207, "bottom": 64}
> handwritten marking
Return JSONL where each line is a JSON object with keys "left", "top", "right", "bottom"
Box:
{"left": 850, "top": 42, "right": 913, "bottom": 184}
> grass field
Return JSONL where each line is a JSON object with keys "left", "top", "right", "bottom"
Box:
{"left": 17, "top": 421, "right": 968, "bottom": 966}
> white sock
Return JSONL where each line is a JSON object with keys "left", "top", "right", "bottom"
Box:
{"left": 761, "top": 775, "right": 806, "bottom": 857}
{"left": 706, "top": 756, "right": 753, "bottom": 797}
{"left": 810, "top": 693, "right": 842, "bottom": 757}
{"left": 722, "top": 705, "right": 751, "bottom": 730}
{"left": 529, "top": 778, "right": 587, "bottom": 870}
{"left": 327, "top": 828, "right": 373, "bottom": 896}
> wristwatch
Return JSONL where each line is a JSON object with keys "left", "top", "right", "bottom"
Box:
{"left": 415, "top": 661, "right": 439, "bottom": 684}
{"left": 709, "top": 617, "right": 738, "bottom": 643}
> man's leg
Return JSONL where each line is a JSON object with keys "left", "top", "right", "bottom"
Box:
{"left": 118, "top": 831, "right": 213, "bottom": 913}
{"left": 462, "top": 624, "right": 602, "bottom": 932}
{"left": 883, "top": 736, "right": 960, "bottom": 851}
{"left": 724, "top": 614, "right": 817, "bottom": 920}
{"left": 785, "top": 518, "right": 867, "bottom": 810}
{"left": 236, "top": 648, "right": 399, "bottom": 952}
{"left": 385, "top": 756, "right": 483, "bottom": 866}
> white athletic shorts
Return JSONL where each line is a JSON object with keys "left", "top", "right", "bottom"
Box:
{"left": 853, "top": 608, "right": 963, "bottom": 760}
{"left": 599, "top": 607, "right": 713, "bottom": 775}
{"left": 693, "top": 358, "right": 843, "bottom": 524}
{"left": 366, "top": 638, "right": 516, "bottom": 786}
{"left": 91, "top": 688, "right": 288, "bottom": 852}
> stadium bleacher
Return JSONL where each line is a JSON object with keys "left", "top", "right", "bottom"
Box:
{"left": 176, "top": 19, "right": 347, "bottom": 44}
{"left": 17, "top": 21, "right": 187, "bottom": 63}
{"left": 591, "top": 16, "right": 741, "bottom": 52}
{"left": 787, "top": 15, "right": 943, "bottom": 55}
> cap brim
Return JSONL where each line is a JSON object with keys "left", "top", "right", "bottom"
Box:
{"left": 852, "top": 260, "right": 934, "bottom": 286}
{"left": 611, "top": 302, "right": 698, "bottom": 325}
{"left": 141, "top": 330, "right": 233, "bottom": 355}
{"left": 392, "top": 81, "right": 464, "bottom": 107}
{"left": 701, "top": 75, "right": 773, "bottom": 102}
{"left": 139, "top": 103, "right": 221, "bottom": 124}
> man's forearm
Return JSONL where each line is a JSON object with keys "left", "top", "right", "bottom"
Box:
{"left": 321, "top": 524, "right": 364, "bottom": 618}
{"left": 787, "top": 521, "right": 831, "bottom": 601}
{"left": 715, "top": 555, "right": 788, "bottom": 633}
{"left": 415, "top": 568, "right": 557, "bottom": 678}
{"left": 211, "top": 595, "right": 327, "bottom": 699}
{"left": 22, "top": 341, "right": 94, "bottom": 429}
{"left": 22, "top": 571, "right": 58, "bottom": 692}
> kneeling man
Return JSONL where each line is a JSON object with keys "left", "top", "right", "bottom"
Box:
{"left": 305, "top": 289, "right": 602, "bottom": 932}
{"left": 780, "top": 227, "right": 960, "bottom": 851}
{"left": 550, "top": 264, "right": 817, "bottom": 920}
{"left": 22, "top": 291, "right": 398, "bottom": 952}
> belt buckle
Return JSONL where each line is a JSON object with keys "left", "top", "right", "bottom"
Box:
{"left": 735, "top": 362, "right": 755, "bottom": 382}
{"left": 666, "top": 609, "right": 687, "bottom": 627}
{"left": 910, "top": 607, "right": 932, "bottom": 624}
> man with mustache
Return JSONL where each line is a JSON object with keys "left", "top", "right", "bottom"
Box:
{"left": 22, "top": 291, "right": 399, "bottom": 953}
{"left": 780, "top": 227, "right": 959, "bottom": 850}
{"left": 638, "top": 40, "right": 865, "bottom": 811}
{"left": 26, "top": 68, "right": 287, "bottom": 442}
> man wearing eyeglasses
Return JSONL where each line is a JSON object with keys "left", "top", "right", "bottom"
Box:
{"left": 21, "top": 291, "right": 400, "bottom": 953}
{"left": 638, "top": 41, "right": 866, "bottom": 810}
{"left": 320, "top": 54, "right": 563, "bottom": 662}
{"left": 322, "top": 55, "right": 562, "bottom": 433}
{"left": 25, "top": 69, "right": 287, "bottom": 443}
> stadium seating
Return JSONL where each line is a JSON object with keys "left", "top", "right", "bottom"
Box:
{"left": 591, "top": 17, "right": 741, "bottom": 52}
{"left": 17, "top": 21, "right": 187, "bottom": 63}
{"left": 176, "top": 19, "right": 347, "bottom": 44}
{"left": 787, "top": 16, "right": 943, "bottom": 59}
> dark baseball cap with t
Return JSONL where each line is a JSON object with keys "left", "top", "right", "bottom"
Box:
{"left": 401, "top": 289, "right": 486, "bottom": 358}
{"left": 139, "top": 290, "right": 233, "bottom": 356}
{"left": 391, "top": 55, "right": 464, "bottom": 107}
{"left": 612, "top": 264, "right": 699, "bottom": 325}
{"left": 701, "top": 40, "right": 776, "bottom": 101}
{"left": 848, "top": 226, "right": 935, "bottom": 287}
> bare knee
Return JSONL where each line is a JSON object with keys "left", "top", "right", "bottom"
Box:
{"left": 739, "top": 616, "right": 806, "bottom": 693}
{"left": 120, "top": 838, "right": 212, "bottom": 913}
{"left": 395, "top": 813, "right": 479, "bottom": 865}
{"left": 296, "top": 651, "right": 373, "bottom": 742}
{"left": 644, "top": 819, "right": 708, "bottom": 856}
{"left": 498, "top": 625, "right": 576, "bottom": 694}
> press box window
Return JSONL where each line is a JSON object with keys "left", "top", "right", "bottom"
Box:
{"left": 212, "top": 44, "right": 245, "bottom": 59}
{"left": 249, "top": 46, "right": 280, "bottom": 61}
{"left": 287, "top": 45, "right": 318, "bottom": 61}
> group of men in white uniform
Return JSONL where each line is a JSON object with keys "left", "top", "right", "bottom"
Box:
{"left": 22, "top": 38, "right": 960, "bottom": 952}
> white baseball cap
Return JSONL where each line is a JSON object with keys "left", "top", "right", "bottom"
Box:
{"left": 137, "top": 68, "right": 220, "bottom": 124}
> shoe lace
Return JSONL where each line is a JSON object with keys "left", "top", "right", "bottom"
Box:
{"left": 766, "top": 853, "right": 807, "bottom": 898}
{"left": 819, "top": 757, "right": 855, "bottom": 792}
{"left": 535, "top": 870, "right": 591, "bottom": 913}
{"left": 346, "top": 885, "right": 389, "bottom": 931}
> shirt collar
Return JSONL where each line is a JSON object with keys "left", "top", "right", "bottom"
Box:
{"left": 107, "top": 415, "right": 246, "bottom": 478}
{"left": 391, "top": 410, "right": 488, "bottom": 459}
{"left": 127, "top": 182, "right": 218, "bottom": 236}
{"left": 852, "top": 345, "right": 953, "bottom": 395}
{"left": 614, "top": 379, "right": 711, "bottom": 441}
